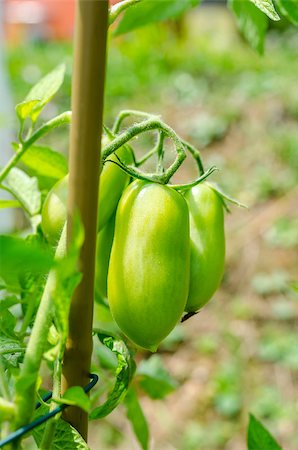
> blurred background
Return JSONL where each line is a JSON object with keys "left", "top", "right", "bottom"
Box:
{"left": 1, "top": 1, "right": 298, "bottom": 449}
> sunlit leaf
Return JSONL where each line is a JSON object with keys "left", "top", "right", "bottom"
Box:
{"left": 2, "top": 167, "right": 41, "bottom": 216}
{"left": 115, "top": 0, "right": 201, "bottom": 35}
{"left": 23, "top": 64, "right": 66, "bottom": 122}
{"left": 21, "top": 145, "right": 68, "bottom": 184}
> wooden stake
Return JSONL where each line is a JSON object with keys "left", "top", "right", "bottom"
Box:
{"left": 62, "top": 0, "right": 109, "bottom": 440}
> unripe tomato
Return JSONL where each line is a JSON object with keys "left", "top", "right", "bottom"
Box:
{"left": 184, "top": 182, "right": 225, "bottom": 312}
{"left": 95, "top": 214, "right": 115, "bottom": 300}
{"left": 98, "top": 144, "right": 134, "bottom": 230}
{"left": 107, "top": 180, "right": 190, "bottom": 352}
{"left": 41, "top": 175, "right": 68, "bottom": 245}
{"left": 41, "top": 144, "right": 133, "bottom": 244}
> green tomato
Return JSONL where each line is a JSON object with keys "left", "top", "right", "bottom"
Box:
{"left": 41, "top": 144, "right": 133, "bottom": 244}
{"left": 107, "top": 180, "right": 190, "bottom": 352}
{"left": 98, "top": 144, "right": 134, "bottom": 230}
{"left": 95, "top": 214, "right": 115, "bottom": 300}
{"left": 184, "top": 182, "right": 225, "bottom": 312}
{"left": 41, "top": 175, "right": 68, "bottom": 245}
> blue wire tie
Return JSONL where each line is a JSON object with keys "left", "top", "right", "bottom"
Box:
{"left": 0, "top": 373, "right": 99, "bottom": 448}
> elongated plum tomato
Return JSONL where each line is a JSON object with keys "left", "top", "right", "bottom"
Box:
{"left": 107, "top": 180, "right": 190, "bottom": 352}
{"left": 184, "top": 182, "right": 225, "bottom": 312}
{"left": 41, "top": 143, "right": 133, "bottom": 244}
{"left": 95, "top": 214, "right": 115, "bottom": 300}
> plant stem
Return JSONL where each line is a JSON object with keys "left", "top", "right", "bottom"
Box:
{"left": 0, "top": 111, "right": 71, "bottom": 183}
{"left": 13, "top": 226, "right": 66, "bottom": 430}
{"left": 102, "top": 117, "right": 186, "bottom": 183}
{"left": 39, "top": 346, "right": 63, "bottom": 450}
{"left": 61, "top": 0, "right": 109, "bottom": 441}
{"left": 0, "top": 358, "right": 10, "bottom": 400}
{"left": 112, "top": 109, "right": 157, "bottom": 134}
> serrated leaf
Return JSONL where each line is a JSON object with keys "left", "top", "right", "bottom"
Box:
{"left": 125, "top": 388, "right": 149, "bottom": 450}
{"left": 115, "top": 0, "right": 201, "bottom": 35}
{"left": 250, "top": 0, "right": 280, "bottom": 20}
{"left": 0, "top": 199, "right": 21, "bottom": 209}
{"left": 24, "top": 64, "right": 65, "bottom": 122}
{"left": 15, "top": 100, "right": 40, "bottom": 123}
{"left": 90, "top": 332, "right": 136, "bottom": 419}
{"left": 20, "top": 145, "right": 68, "bottom": 183}
{"left": 33, "top": 405, "right": 90, "bottom": 450}
{"left": 247, "top": 414, "right": 282, "bottom": 450}
{"left": 2, "top": 167, "right": 41, "bottom": 215}
{"left": 0, "top": 335, "right": 25, "bottom": 369}
{"left": 59, "top": 387, "right": 91, "bottom": 413}
{"left": 275, "top": 0, "right": 298, "bottom": 25}
{"left": 137, "top": 355, "right": 178, "bottom": 399}
{"left": 229, "top": 0, "right": 268, "bottom": 53}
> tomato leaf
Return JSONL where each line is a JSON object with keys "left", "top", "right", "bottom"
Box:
{"left": 249, "top": 0, "right": 280, "bottom": 20}
{"left": 19, "top": 64, "right": 65, "bottom": 123}
{"left": 228, "top": 0, "right": 268, "bottom": 54}
{"left": 2, "top": 167, "right": 41, "bottom": 216}
{"left": 15, "top": 100, "right": 40, "bottom": 123}
{"left": 0, "top": 235, "right": 54, "bottom": 280}
{"left": 275, "top": 0, "right": 298, "bottom": 25}
{"left": 247, "top": 414, "right": 282, "bottom": 450}
{"left": 125, "top": 388, "right": 149, "bottom": 450}
{"left": 58, "top": 387, "right": 91, "bottom": 413}
{"left": 90, "top": 332, "right": 136, "bottom": 419}
{"left": 136, "top": 355, "right": 178, "bottom": 399}
{"left": 33, "top": 405, "right": 90, "bottom": 450}
{"left": 20, "top": 145, "right": 68, "bottom": 186}
{"left": 114, "top": 0, "right": 201, "bottom": 35}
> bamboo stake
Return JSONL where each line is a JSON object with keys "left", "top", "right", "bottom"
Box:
{"left": 62, "top": 0, "right": 109, "bottom": 440}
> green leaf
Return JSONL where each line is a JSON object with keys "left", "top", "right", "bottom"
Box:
{"left": 125, "top": 388, "right": 149, "bottom": 450}
{"left": 247, "top": 414, "right": 282, "bottom": 450}
{"left": 23, "top": 64, "right": 66, "bottom": 122}
{"left": 275, "top": 0, "right": 298, "bottom": 25}
{"left": 249, "top": 0, "right": 280, "bottom": 20}
{"left": 0, "top": 199, "right": 21, "bottom": 209}
{"left": 229, "top": 0, "right": 268, "bottom": 53}
{"left": 33, "top": 405, "right": 90, "bottom": 450}
{"left": 20, "top": 145, "right": 68, "bottom": 184}
{"left": 0, "top": 335, "right": 25, "bottom": 369}
{"left": 115, "top": 0, "right": 201, "bottom": 35}
{"left": 15, "top": 100, "right": 40, "bottom": 123}
{"left": 137, "top": 355, "right": 178, "bottom": 399}
{"left": 90, "top": 332, "right": 136, "bottom": 419}
{"left": 2, "top": 167, "right": 41, "bottom": 216}
{"left": 0, "top": 235, "right": 54, "bottom": 281}
{"left": 59, "top": 387, "right": 91, "bottom": 413}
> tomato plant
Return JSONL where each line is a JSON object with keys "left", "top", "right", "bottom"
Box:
{"left": 0, "top": 0, "right": 293, "bottom": 449}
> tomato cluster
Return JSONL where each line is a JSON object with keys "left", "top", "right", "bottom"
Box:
{"left": 41, "top": 136, "right": 226, "bottom": 352}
